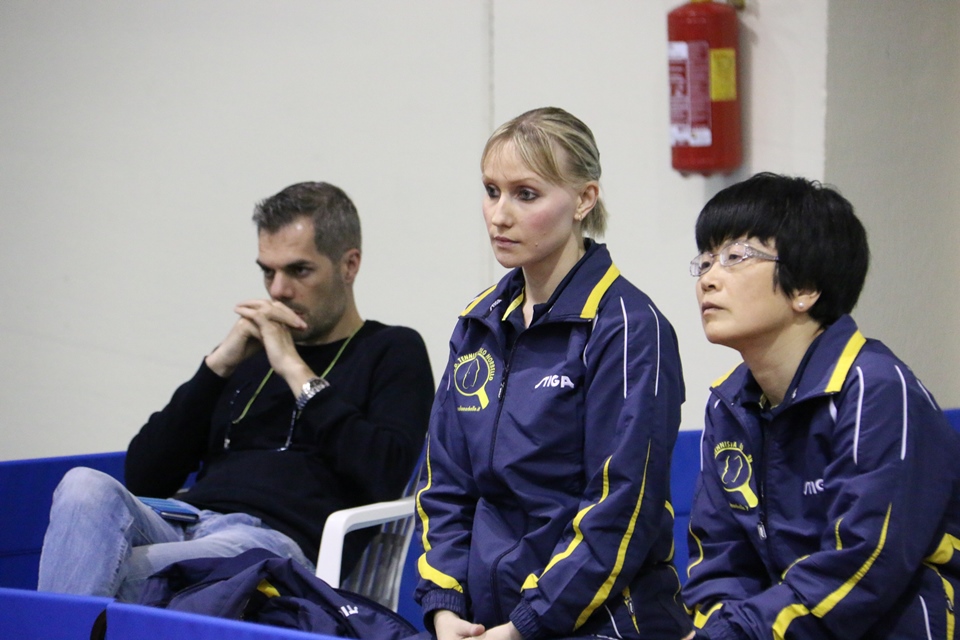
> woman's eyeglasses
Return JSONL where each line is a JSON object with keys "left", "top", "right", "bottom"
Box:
{"left": 689, "top": 241, "right": 779, "bottom": 277}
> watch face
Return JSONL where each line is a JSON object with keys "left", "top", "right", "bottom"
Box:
{"left": 305, "top": 378, "right": 327, "bottom": 393}
{"left": 298, "top": 378, "right": 329, "bottom": 410}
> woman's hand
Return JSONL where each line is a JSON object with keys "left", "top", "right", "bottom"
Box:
{"left": 478, "top": 622, "right": 522, "bottom": 640}
{"left": 434, "top": 610, "right": 485, "bottom": 640}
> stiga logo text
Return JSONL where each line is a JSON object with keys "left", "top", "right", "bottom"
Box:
{"left": 535, "top": 375, "right": 574, "bottom": 389}
{"left": 804, "top": 479, "right": 825, "bottom": 495}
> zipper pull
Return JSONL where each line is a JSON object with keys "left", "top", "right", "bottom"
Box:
{"left": 757, "top": 522, "right": 767, "bottom": 540}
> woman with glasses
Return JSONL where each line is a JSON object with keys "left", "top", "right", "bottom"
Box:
{"left": 682, "top": 172, "right": 960, "bottom": 640}
{"left": 414, "top": 107, "right": 690, "bottom": 640}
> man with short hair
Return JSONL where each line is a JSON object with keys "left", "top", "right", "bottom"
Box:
{"left": 38, "top": 181, "right": 435, "bottom": 602}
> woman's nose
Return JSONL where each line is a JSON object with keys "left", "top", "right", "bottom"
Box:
{"left": 698, "top": 266, "right": 720, "bottom": 290}
{"left": 488, "top": 198, "right": 511, "bottom": 227}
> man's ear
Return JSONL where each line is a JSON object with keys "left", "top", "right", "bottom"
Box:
{"left": 340, "top": 248, "right": 361, "bottom": 285}
{"left": 791, "top": 288, "right": 821, "bottom": 313}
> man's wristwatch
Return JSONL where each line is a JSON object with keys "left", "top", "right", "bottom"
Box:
{"left": 296, "top": 377, "right": 330, "bottom": 411}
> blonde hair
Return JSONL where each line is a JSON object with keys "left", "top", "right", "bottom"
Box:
{"left": 481, "top": 107, "right": 607, "bottom": 237}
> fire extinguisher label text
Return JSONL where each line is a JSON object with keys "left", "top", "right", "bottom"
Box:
{"left": 669, "top": 40, "right": 712, "bottom": 147}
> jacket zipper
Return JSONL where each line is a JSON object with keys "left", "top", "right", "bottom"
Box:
{"left": 489, "top": 337, "right": 518, "bottom": 471}
{"left": 757, "top": 425, "right": 773, "bottom": 563}
{"left": 719, "top": 392, "right": 772, "bottom": 549}
{"left": 757, "top": 423, "right": 768, "bottom": 543}
{"left": 487, "top": 327, "right": 521, "bottom": 621}
{"left": 477, "top": 313, "right": 591, "bottom": 621}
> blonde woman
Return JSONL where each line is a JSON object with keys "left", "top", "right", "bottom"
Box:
{"left": 415, "top": 107, "right": 691, "bottom": 640}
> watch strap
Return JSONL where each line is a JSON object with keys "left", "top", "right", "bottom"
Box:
{"left": 296, "top": 377, "right": 329, "bottom": 411}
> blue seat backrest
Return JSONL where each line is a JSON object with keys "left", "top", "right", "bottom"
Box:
{"left": 946, "top": 408, "right": 960, "bottom": 434}
{"left": 397, "top": 530, "right": 425, "bottom": 629}
{"left": 2, "top": 407, "right": 954, "bottom": 611}
{"left": 0, "top": 452, "right": 125, "bottom": 589}
{"left": 0, "top": 587, "right": 111, "bottom": 638}
{"left": 671, "top": 429, "right": 701, "bottom": 584}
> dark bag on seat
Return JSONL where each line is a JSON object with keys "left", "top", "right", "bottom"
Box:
{"left": 137, "top": 548, "right": 419, "bottom": 639}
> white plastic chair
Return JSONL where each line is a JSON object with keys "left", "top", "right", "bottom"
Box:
{"left": 314, "top": 495, "right": 417, "bottom": 611}
{"left": 314, "top": 443, "right": 427, "bottom": 613}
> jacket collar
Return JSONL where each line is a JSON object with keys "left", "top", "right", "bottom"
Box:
{"left": 710, "top": 315, "right": 867, "bottom": 409}
{"left": 459, "top": 240, "right": 621, "bottom": 324}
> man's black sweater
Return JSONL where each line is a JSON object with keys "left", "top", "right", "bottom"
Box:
{"left": 125, "top": 320, "right": 434, "bottom": 571}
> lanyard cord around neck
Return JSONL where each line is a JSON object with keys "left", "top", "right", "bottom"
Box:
{"left": 224, "top": 321, "right": 365, "bottom": 449}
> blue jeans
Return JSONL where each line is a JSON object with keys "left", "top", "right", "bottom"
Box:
{"left": 37, "top": 467, "right": 314, "bottom": 602}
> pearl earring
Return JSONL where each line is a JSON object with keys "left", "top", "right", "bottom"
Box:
{"left": 799, "top": 302, "right": 805, "bottom": 309}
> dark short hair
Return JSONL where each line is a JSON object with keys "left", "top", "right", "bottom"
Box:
{"left": 252, "top": 182, "right": 361, "bottom": 260}
{"left": 695, "top": 172, "right": 869, "bottom": 325}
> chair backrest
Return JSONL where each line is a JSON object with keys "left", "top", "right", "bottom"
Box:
{"left": 0, "top": 452, "right": 126, "bottom": 589}
{"left": 945, "top": 407, "right": 960, "bottom": 433}
{"left": 671, "top": 429, "right": 702, "bottom": 584}
{"left": 327, "top": 447, "right": 425, "bottom": 613}
{"left": 339, "top": 501, "right": 416, "bottom": 612}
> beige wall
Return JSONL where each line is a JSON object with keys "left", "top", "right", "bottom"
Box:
{"left": 0, "top": 0, "right": 956, "bottom": 460}
{"left": 824, "top": 0, "right": 960, "bottom": 408}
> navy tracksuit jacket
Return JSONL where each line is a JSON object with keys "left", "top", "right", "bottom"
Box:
{"left": 684, "top": 315, "right": 960, "bottom": 639}
{"left": 415, "top": 242, "right": 690, "bottom": 640}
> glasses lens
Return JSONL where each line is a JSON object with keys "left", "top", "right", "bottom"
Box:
{"left": 691, "top": 253, "right": 713, "bottom": 276}
{"left": 720, "top": 242, "right": 747, "bottom": 267}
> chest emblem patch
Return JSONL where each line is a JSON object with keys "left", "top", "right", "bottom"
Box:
{"left": 714, "top": 441, "right": 759, "bottom": 510}
{"left": 454, "top": 348, "right": 496, "bottom": 411}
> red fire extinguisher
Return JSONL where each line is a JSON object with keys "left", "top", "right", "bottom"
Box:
{"left": 668, "top": 0, "right": 742, "bottom": 176}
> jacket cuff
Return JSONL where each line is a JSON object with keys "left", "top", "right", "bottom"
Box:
{"left": 420, "top": 589, "right": 469, "bottom": 633}
{"left": 509, "top": 599, "right": 546, "bottom": 640}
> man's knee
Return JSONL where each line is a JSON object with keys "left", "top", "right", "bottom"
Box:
{"left": 52, "top": 467, "right": 127, "bottom": 511}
